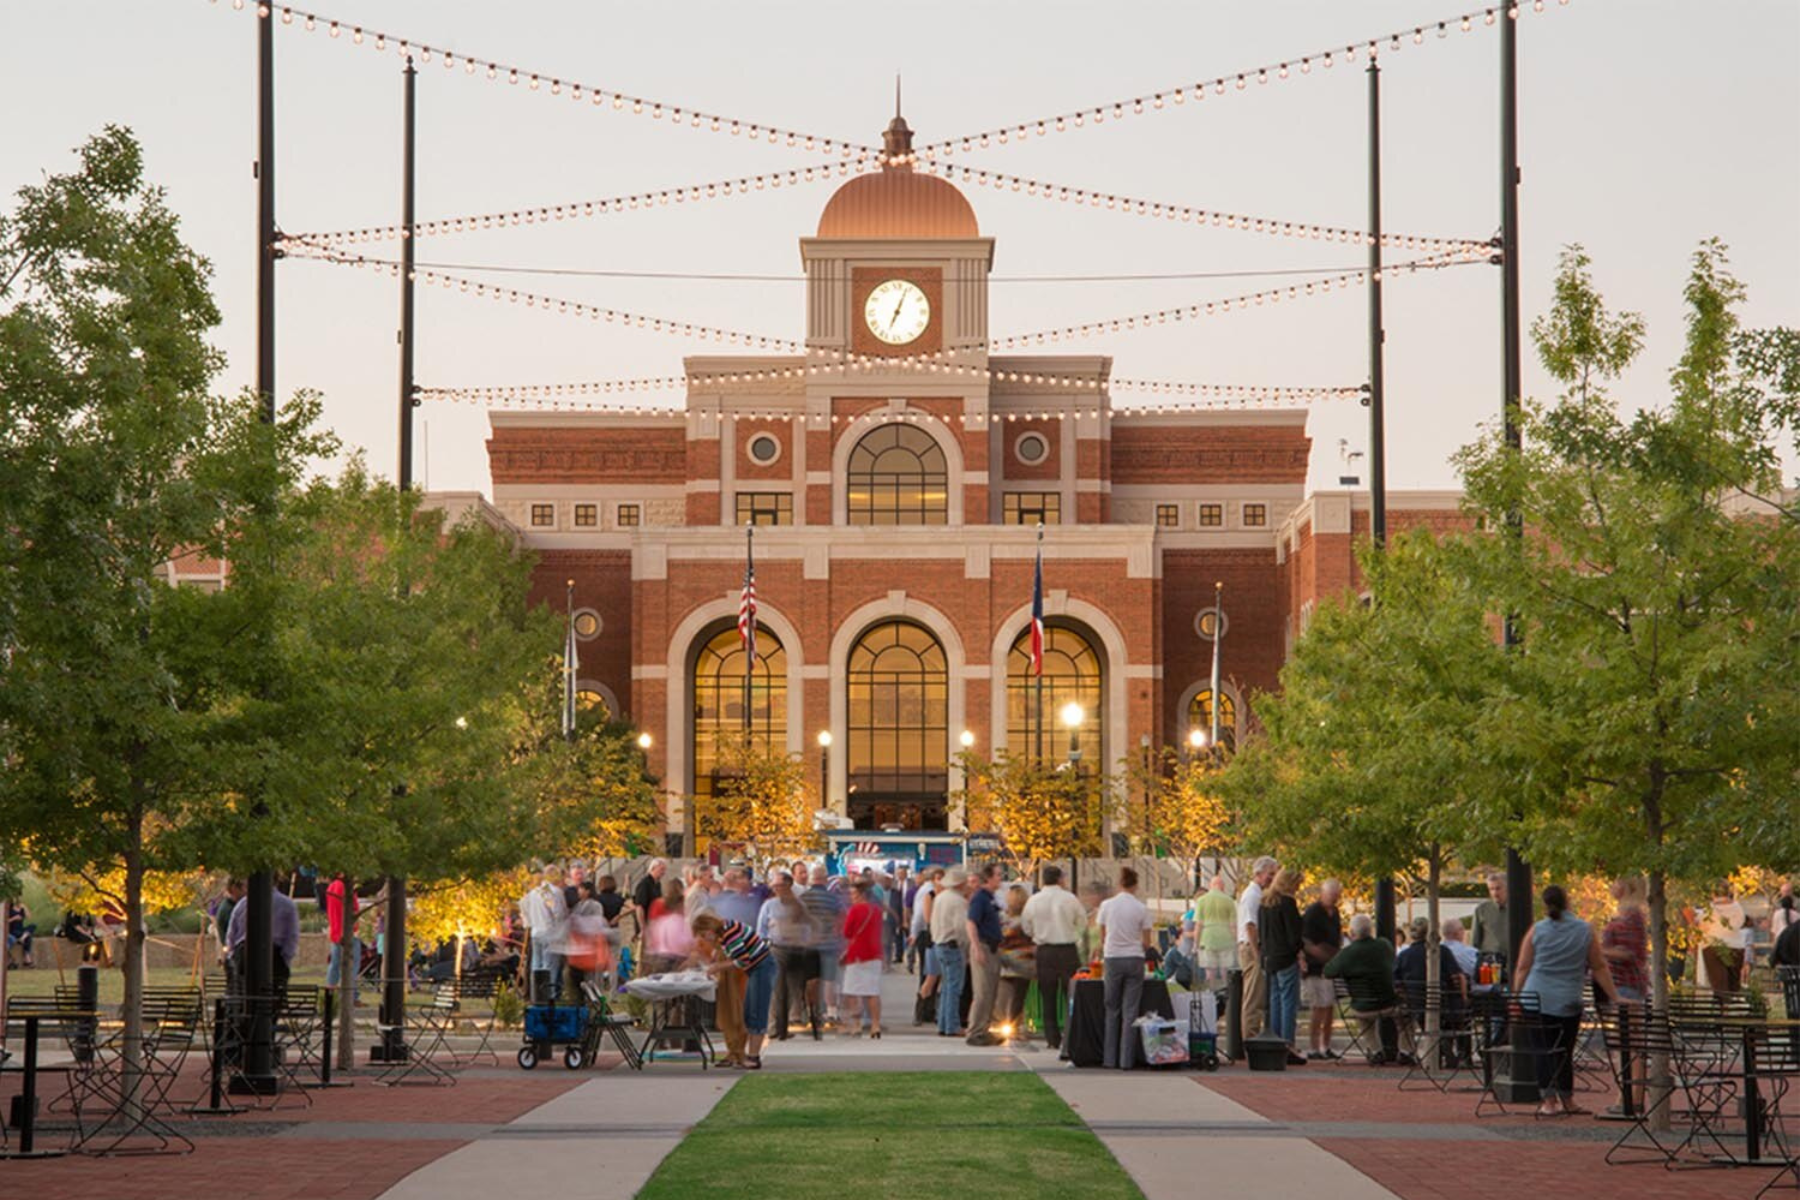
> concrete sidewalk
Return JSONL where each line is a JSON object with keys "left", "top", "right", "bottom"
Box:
{"left": 1044, "top": 1072, "right": 1401, "bottom": 1200}
{"left": 373, "top": 1074, "right": 737, "bottom": 1200}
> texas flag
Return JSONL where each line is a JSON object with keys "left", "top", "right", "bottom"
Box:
{"left": 1029, "top": 540, "right": 1045, "bottom": 677}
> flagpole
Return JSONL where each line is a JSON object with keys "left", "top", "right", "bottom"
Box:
{"left": 1208, "top": 581, "right": 1224, "bottom": 752}
{"left": 564, "top": 578, "right": 576, "bottom": 743}
{"left": 742, "top": 523, "right": 754, "bottom": 744}
{"left": 1034, "top": 523, "right": 1045, "bottom": 763}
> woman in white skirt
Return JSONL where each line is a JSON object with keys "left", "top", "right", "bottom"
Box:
{"left": 839, "top": 879, "right": 886, "bottom": 1037}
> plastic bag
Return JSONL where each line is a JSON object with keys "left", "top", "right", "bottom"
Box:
{"left": 1136, "top": 1016, "right": 1190, "bottom": 1066}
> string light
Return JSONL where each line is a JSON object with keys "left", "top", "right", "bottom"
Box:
{"left": 909, "top": 1, "right": 1571, "bottom": 161}
{"left": 292, "top": 160, "right": 863, "bottom": 248}
{"left": 288, "top": 236, "right": 1486, "bottom": 370}
{"left": 417, "top": 376, "right": 1363, "bottom": 409}
{"left": 295, "top": 155, "right": 1488, "bottom": 257}
{"left": 227, "top": 1, "right": 880, "bottom": 162}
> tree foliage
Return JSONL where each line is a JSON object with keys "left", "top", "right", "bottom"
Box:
{"left": 956, "top": 751, "right": 1111, "bottom": 871}
{"left": 1457, "top": 239, "right": 1800, "bottom": 1004}
{"left": 691, "top": 742, "right": 818, "bottom": 863}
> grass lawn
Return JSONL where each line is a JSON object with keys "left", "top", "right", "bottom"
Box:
{"left": 637, "top": 1071, "right": 1143, "bottom": 1200}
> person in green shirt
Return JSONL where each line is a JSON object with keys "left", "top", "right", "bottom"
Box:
{"left": 1322, "top": 913, "right": 1400, "bottom": 1061}
{"left": 1194, "top": 875, "right": 1238, "bottom": 985}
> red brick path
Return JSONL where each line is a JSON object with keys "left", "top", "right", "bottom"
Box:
{"left": 1201, "top": 1070, "right": 1779, "bottom": 1200}
{"left": 0, "top": 1065, "right": 595, "bottom": 1199}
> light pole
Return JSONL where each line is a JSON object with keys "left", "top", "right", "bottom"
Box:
{"left": 959, "top": 729, "right": 975, "bottom": 752}
{"left": 637, "top": 732, "right": 652, "bottom": 752}
{"left": 1186, "top": 726, "right": 1208, "bottom": 766}
{"left": 1060, "top": 702, "right": 1084, "bottom": 766}
{"left": 817, "top": 730, "right": 832, "bottom": 814}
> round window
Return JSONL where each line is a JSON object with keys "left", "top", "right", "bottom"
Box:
{"left": 1014, "top": 432, "right": 1049, "bottom": 466}
{"left": 1194, "top": 607, "right": 1228, "bottom": 642}
{"left": 747, "top": 433, "right": 782, "bottom": 465}
{"left": 573, "top": 609, "right": 603, "bottom": 641}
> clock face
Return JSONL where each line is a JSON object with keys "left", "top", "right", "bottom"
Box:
{"left": 863, "top": 279, "right": 931, "bottom": 345}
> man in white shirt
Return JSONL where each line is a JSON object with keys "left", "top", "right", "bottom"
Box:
{"left": 1021, "top": 865, "right": 1088, "bottom": 1051}
{"left": 1237, "top": 856, "right": 1279, "bottom": 1039}
{"left": 1096, "top": 867, "right": 1155, "bottom": 1069}
{"left": 519, "top": 867, "right": 569, "bottom": 1002}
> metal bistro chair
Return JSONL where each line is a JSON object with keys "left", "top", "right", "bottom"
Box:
{"left": 1473, "top": 989, "right": 1571, "bottom": 1118}
{"left": 374, "top": 985, "right": 457, "bottom": 1087}
{"left": 1396, "top": 981, "right": 1477, "bottom": 1093}
{"left": 444, "top": 977, "right": 503, "bottom": 1068}
{"left": 1597, "top": 1004, "right": 1685, "bottom": 1166}
{"left": 64, "top": 1005, "right": 196, "bottom": 1156}
{"left": 1333, "top": 976, "right": 1407, "bottom": 1066}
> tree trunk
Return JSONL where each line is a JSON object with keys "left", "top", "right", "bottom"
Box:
{"left": 1424, "top": 851, "right": 1442, "bottom": 1044}
{"left": 122, "top": 840, "right": 147, "bottom": 1122}
{"left": 334, "top": 875, "right": 357, "bottom": 1071}
{"left": 1646, "top": 867, "right": 1672, "bottom": 1132}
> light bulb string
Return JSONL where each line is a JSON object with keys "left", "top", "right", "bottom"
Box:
{"left": 289, "top": 152, "right": 1488, "bottom": 255}
{"left": 415, "top": 388, "right": 1363, "bottom": 416}
{"left": 287, "top": 235, "right": 1482, "bottom": 367}
{"left": 416, "top": 377, "right": 1364, "bottom": 405}
{"left": 235, "top": 1, "right": 881, "bottom": 161}
{"left": 911, "top": 1, "right": 1565, "bottom": 160}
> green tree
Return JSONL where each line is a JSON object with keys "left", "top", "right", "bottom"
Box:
{"left": 1457, "top": 240, "right": 1800, "bottom": 1010}
{"left": 692, "top": 742, "right": 819, "bottom": 864}
{"left": 0, "top": 128, "right": 334, "bottom": 1095}
{"left": 1225, "top": 531, "right": 1512, "bottom": 1035}
{"left": 955, "top": 751, "right": 1112, "bottom": 875}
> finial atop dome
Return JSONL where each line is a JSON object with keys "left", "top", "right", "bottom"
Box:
{"left": 883, "top": 76, "right": 914, "bottom": 167}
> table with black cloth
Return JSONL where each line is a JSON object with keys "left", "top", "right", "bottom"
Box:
{"left": 1063, "top": 977, "right": 1175, "bottom": 1068}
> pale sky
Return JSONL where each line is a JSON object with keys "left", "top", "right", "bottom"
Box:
{"left": 7, "top": 1, "right": 1797, "bottom": 495}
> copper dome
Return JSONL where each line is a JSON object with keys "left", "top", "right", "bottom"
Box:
{"left": 816, "top": 115, "right": 978, "bottom": 239}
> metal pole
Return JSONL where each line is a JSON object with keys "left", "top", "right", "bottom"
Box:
{"left": 1367, "top": 54, "right": 1399, "bottom": 958}
{"left": 1367, "top": 57, "right": 1387, "bottom": 550}
{"left": 399, "top": 57, "right": 417, "bottom": 490}
{"left": 1500, "top": 8, "right": 1537, "bottom": 1105}
{"left": 376, "top": 61, "right": 419, "bottom": 1064}
{"left": 241, "top": 3, "right": 279, "bottom": 1095}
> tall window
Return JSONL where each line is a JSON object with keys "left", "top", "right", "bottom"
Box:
{"left": 691, "top": 624, "right": 787, "bottom": 807}
{"left": 1007, "top": 623, "right": 1104, "bottom": 767}
{"left": 846, "top": 424, "right": 948, "bottom": 525}
{"left": 1002, "top": 492, "right": 1060, "bottom": 526}
{"left": 1187, "top": 688, "right": 1237, "bottom": 752}
{"left": 736, "top": 492, "right": 793, "bottom": 526}
{"left": 846, "top": 621, "right": 949, "bottom": 829}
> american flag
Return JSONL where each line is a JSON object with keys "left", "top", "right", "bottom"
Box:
{"left": 1029, "top": 536, "right": 1045, "bottom": 676}
{"left": 738, "top": 551, "right": 757, "bottom": 669}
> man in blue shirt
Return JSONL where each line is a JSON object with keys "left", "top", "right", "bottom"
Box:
{"left": 965, "top": 864, "right": 1006, "bottom": 1045}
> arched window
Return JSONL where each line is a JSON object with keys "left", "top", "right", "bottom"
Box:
{"left": 691, "top": 624, "right": 787, "bottom": 804}
{"left": 1007, "top": 623, "right": 1104, "bottom": 767}
{"left": 846, "top": 423, "right": 948, "bottom": 525}
{"left": 846, "top": 621, "right": 949, "bottom": 829}
{"left": 1186, "top": 688, "right": 1237, "bottom": 752}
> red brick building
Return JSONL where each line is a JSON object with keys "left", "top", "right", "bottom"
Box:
{"left": 465, "top": 117, "right": 1462, "bottom": 840}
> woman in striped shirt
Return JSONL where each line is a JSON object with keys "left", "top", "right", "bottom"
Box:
{"left": 692, "top": 912, "right": 777, "bottom": 1070}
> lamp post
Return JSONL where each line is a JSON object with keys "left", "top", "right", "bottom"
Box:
{"left": 817, "top": 730, "right": 832, "bottom": 813}
{"left": 1060, "top": 702, "right": 1084, "bottom": 766}
{"left": 1186, "top": 726, "right": 1208, "bottom": 766}
{"left": 637, "top": 732, "right": 652, "bottom": 752}
{"left": 959, "top": 729, "right": 975, "bottom": 752}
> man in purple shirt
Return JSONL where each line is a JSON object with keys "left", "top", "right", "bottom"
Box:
{"left": 225, "top": 885, "right": 301, "bottom": 989}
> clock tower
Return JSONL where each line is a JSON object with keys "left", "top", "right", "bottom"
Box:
{"left": 801, "top": 114, "right": 994, "bottom": 370}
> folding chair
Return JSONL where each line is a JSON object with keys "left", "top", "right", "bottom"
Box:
{"left": 274, "top": 985, "right": 324, "bottom": 1091}
{"left": 1397, "top": 982, "right": 1474, "bottom": 1093}
{"left": 1597, "top": 1005, "right": 1684, "bottom": 1166}
{"left": 374, "top": 986, "right": 457, "bottom": 1087}
{"left": 580, "top": 980, "right": 643, "bottom": 1070}
{"left": 1667, "top": 1017, "right": 1745, "bottom": 1165}
{"left": 1473, "top": 990, "right": 1572, "bottom": 1118}
{"left": 1333, "top": 977, "right": 1404, "bottom": 1065}
{"left": 446, "top": 978, "right": 502, "bottom": 1068}
{"left": 65, "top": 1012, "right": 196, "bottom": 1156}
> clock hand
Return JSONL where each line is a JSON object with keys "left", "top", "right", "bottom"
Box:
{"left": 891, "top": 295, "right": 906, "bottom": 327}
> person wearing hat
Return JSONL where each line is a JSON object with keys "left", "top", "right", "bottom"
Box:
{"left": 930, "top": 867, "right": 973, "bottom": 1037}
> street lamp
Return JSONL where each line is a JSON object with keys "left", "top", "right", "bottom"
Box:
{"left": 1060, "top": 701, "right": 1085, "bottom": 765}
{"left": 637, "top": 731, "right": 653, "bottom": 751}
{"left": 1186, "top": 726, "right": 1207, "bottom": 765}
{"left": 959, "top": 729, "right": 976, "bottom": 751}
{"left": 817, "top": 730, "right": 832, "bottom": 809}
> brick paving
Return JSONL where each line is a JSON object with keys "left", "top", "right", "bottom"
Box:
{"left": 0, "top": 1061, "right": 595, "bottom": 1200}
{"left": 1200, "top": 1068, "right": 1784, "bottom": 1200}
